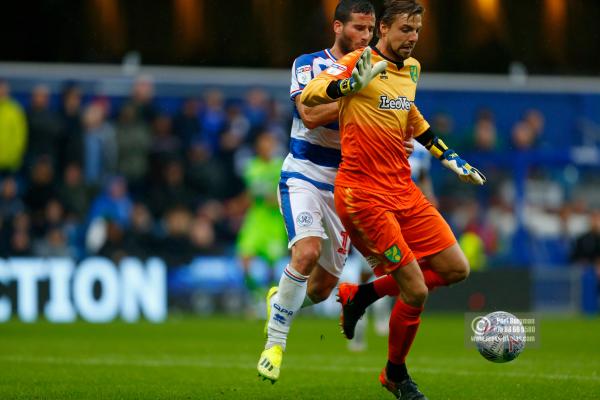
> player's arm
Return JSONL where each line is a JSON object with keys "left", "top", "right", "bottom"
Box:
{"left": 301, "top": 47, "right": 387, "bottom": 107}
{"left": 415, "top": 128, "right": 486, "bottom": 185}
{"left": 294, "top": 96, "right": 338, "bottom": 129}
{"left": 409, "top": 106, "right": 486, "bottom": 185}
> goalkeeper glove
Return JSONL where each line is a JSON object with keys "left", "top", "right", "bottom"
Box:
{"left": 440, "top": 149, "right": 486, "bottom": 185}
{"left": 338, "top": 47, "right": 387, "bottom": 96}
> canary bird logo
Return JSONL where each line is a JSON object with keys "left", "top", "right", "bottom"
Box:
{"left": 384, "top": 244, "right": 402, "bottom": 263}
{"left": 410, "top": 65, "right": 419, "bottom": 83}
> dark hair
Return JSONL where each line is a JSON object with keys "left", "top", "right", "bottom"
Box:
{"left": 378, "top": 0, "right": 425, "bottom": 35}
{"left": 334, "top": 0, "right": 375, "bottom": 24}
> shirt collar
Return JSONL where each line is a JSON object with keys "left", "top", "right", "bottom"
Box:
{"left": 372, "top": 46, "right": 405, "bottom": 70}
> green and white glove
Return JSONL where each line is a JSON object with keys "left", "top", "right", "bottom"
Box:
{"left": 338, "top": 47, "right": 388, "bottom": 96}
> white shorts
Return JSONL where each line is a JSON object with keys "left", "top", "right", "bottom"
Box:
{"left": 278, "top": 175, "right": 349, "bottom": 278}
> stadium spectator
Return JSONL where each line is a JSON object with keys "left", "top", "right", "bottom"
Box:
{"left": 98, "top": 220, "right": 128, "bottom": 263}
{"left": 122, "top": 202, "right": 156, "bottom": 260}
{"left": 453, "top": 199, "right": 498, "bottom": 263}
{"left": 0, "top": 176, "right": 25, "bottom": 220}
{"left": 148, "top": 159, "right": 195, "bottom": 218}
{"left": 24, "top": 156, "right": 57, "bottom": 226}
{"left": 225, "top": 102, "right": 251, "bottom": 146}
{"left": 58, "top": 82, "right": 84, "bottom": 171}
{"left": 125, "top": 75, "right": 158, "bottom": 124}
{"left": 511, "top": 120, "right": 538, "bottom": 151}
{"left": 523, "top": 109, "right": 546, "bottom": 146}
{"left": 0, "top": 216, "right": 7, "bottom": 257}
{"left": 189, "top": 215, "right": 220, "bottom": 255}
{"left": 82, "top": 102, "right": 118, "bottom": 187}
{"left": 212, "top": 117, "right": 246, "bottom": 200}
{"left": 0, "top": 79, "right": 28, "bottom": 174}
{"left": 149, "top": 114, "right": 182, "bottom": 178}
{"left": 116, "top": 103, "right": 151, "bottom": 193}
{"left": 58, "top": 163, "right": 91, "bottom": 222}
{"left": 173, "top": 97, "right": 202, "bottom": 148}
{"left": 27, "top": 84, "right": 64, "bottom": 167}
{"left": 431, "top": 111, "right": 455, "bottom": 138}
{"left": 571, "top": 209, "right": 600, "bottom": 276}
{"left": 87, "top": 176, "right": 133, "bottom": 228}
{"left": 159, "top": 206, "right": 196, "bottom": 267}
{"left": 470, "top": 110, "right": 501, "bottom": 152}
{"left": 244, "top": 88, "right": 270, "bottom": 138}
{"left": 33, "top": 225, "right": 74, "bottom": 258}
{"left": 8, "top": 211, "right": 32, "bottom": 256}
{"left": 40, "top": 199, "right": 67, "bottom": 235}
{"left": 186, "top": 144, "right": 229, "bottom": 200}
{"left": 197, "top": 199, "right": 239, "bottom": 248}
{"left": 263, "top": 97, "right": 291, "bottom": 147}
{"left": 200, "top": 89, "right": 227, "bottom": 154}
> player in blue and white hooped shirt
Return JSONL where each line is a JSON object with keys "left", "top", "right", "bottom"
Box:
{"left": 257, "top": 0, "right": 377, "bottom": 383}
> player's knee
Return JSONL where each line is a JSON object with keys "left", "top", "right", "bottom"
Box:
{"left": 457, "top": 261, "right": 470, "bottom": 282}
{"left": 449, "top": 258, "right": 470, "bottom": 284}
{"left": 291, "top": 241, "right": 321, "bottom": 275}
{"left": 306, "top": 285, "right": 332, "bottom": 304}
{"left": 402, "top": 283, "right": 428, "bottom": 307}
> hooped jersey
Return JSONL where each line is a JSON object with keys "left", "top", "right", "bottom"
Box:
{"left": 301, "top": 47, "right": 430, "bottom": 194}
{"left": 283, "top": 48, "right": 341, "bottom": 190}
{"left": 409, "top": 140, "right": 431, "bottom": 181}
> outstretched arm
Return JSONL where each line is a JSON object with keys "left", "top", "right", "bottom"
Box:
{"left": 415, "top": 128, "right": 486, "bottom": 185}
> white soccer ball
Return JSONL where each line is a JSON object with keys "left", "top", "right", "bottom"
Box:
{"left": 474, "top": 311, "right": 526, "bottom": 363}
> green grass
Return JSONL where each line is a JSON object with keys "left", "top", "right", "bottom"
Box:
{"left": 0, "top": 314, "right": 599, "bottom": 399}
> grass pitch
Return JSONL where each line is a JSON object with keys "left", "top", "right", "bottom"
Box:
{"left": 0, "top": 314, "right": 598, "bottom": 399}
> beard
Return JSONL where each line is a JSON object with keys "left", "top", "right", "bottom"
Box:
{"left": 338, "top": 34, "right": 354, "bottom": 55}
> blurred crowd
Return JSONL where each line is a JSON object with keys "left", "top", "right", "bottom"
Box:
{"left": 0, "top": 77, "right": 289, "bottom": 266}
{"left": 429, "top": 108, "right": 600, "bottom": 271}
{"left": 0, "top": 76, "right": 599, "bottom": 272}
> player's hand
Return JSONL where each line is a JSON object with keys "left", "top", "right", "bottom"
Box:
{"left": 339, "top": 47, "right": 387, "bottom": 95}
{"left": 404, "top": 140, "right": 415, "bottom": 157}
{"left": 404, "top": 126, "right": 415, "bottom": 157}
{"left": 440, "top": 150, "right": 486, "bottom": 185}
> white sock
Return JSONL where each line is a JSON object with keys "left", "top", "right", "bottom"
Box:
{"left": 301, "top": 296, "right": 314, "bottom": 308}
{"left": 373, "top": 296, "right": 391, "bottom": 336}
{"left": 348, "top": 313, "right": 368, "bottom": 351}
{"left": 266, "top": 265, "right": 308, "bottom": 351}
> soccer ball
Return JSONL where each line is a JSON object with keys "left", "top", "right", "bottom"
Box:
{"left": 473, "top": 311, "right": 526, "bottom": 363}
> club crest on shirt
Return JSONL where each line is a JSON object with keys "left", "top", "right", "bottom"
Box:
{"left": 410, "top": 65, "right": 419, "bottom": 83}
{"left": 296, "top": 212, "right": 313, "bottom": 227}
{"left": 296, "top": 65, "right": 312, "bottom": 85}
{"left": 378, "top": 95, "right": 412, "bottom": 111}
{"left": 384, "top": 244, "right": 402, "bottom": 263}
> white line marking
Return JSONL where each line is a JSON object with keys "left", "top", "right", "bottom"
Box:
{"left": 0, "top": 355, "right": 598, "bottom": 383}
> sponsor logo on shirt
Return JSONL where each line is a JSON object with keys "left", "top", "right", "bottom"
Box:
{"left": 326, "top": 63, "right": 347, "bottom": 76}
{"left": 378, "top": 95, "right": 412, "bottom": 111}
